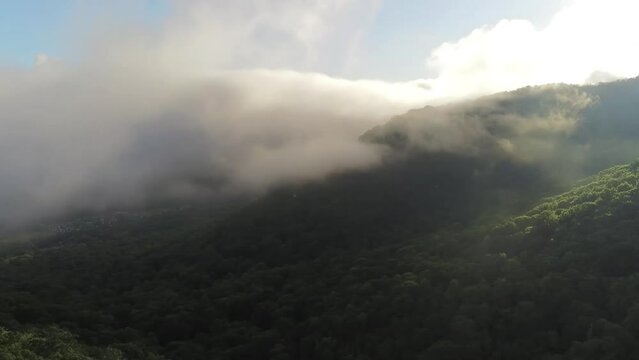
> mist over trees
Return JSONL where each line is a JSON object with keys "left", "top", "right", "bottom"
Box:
{"left": 5, "top": 1, "right": 639, "bottom": 359}
{"left": 364, "top": 77, "right": 639, "bottom": 183}
{"left": 1, "top": 78, "right": 639, "bottom": 359}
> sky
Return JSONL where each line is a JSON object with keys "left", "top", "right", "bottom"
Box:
{"left": 356, "top": 0, "right": 561, "bottom": 79}
{"left": 1, "top": 0, "right": 639, "bottom": 225}
{"left": 0, "top": 0, "right": 170, "bottom": 65}
{"left": 0, "top": 0, "right": 560, "bottom": 80}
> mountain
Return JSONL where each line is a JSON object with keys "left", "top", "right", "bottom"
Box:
{"left": 3, "top": 159, "right": 639, "bottom": 360}
{"left": 209, "top": 77, "right": 639, "bottom": 271}
{"left": 363, "top": 77, "right": 639, "bottom": 178}
{"left": 2, "top": 78, "right": 639, "bottom": 359}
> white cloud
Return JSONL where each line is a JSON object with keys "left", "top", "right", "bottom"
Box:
{"left": 4, "top": 0, "right": 639, "bottom": 225}
{"left": 145, "top": 0, "right": 382, "bottom": 76}
{"left": 423, "top": 0, "right": 639, "bottom": 100}
{"left": 0, "top": 1, "right": 430, "bottom": 225}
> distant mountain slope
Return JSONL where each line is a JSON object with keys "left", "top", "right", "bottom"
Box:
{"left": 363, "top": 77, "right": 639, "bottom": 179}
{"left": 209, "top": 77, "right": 639, "bottom": 268}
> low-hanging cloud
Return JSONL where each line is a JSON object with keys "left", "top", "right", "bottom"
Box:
{"left": 0, "top": 0, "right": 430, "bottom": 226}
{"left": 362, "top": 85, "right": 594, "bottom": 156}
{"left": 3, "top": 0, "right": 639, "bottom": 226}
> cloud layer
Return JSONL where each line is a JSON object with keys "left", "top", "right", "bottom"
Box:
{"left": 0, "top": 0, "right": 430, "bottom": 225}
{"left": 2, "top": 0, "right": 639, "bottom": 225}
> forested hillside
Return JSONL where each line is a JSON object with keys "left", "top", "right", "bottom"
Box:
{"left": 3, "top": 159, "right": 639, "bottom": 360}
{"left": 3, "top": 79, "right": 639, "bottom": 359}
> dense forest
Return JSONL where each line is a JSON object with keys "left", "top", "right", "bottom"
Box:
{"left": 3, "top": 79, "right": 639, "bottom": 359}
{"left": 0, "top": 326, "right": 134, "bottom": 359}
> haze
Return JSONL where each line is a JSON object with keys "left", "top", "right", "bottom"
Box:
{"left": 0, "top": 0, "right": 638, "bottom": 225}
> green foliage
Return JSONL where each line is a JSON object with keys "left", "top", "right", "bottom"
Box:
{"left": 0, "top": 327, "right": 124, "bottom": 360}
{"left": 2, "top": 158, "right": 639, "bottom": 359}
{"left": 1, "top": 160, "right": 639, "bottom": 359}
{"left": 495, "top": 163, "right": 639, "bottom": 238}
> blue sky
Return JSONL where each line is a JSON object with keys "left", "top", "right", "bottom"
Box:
{"left": 0, "top": 0, "right": 170, "bottom": 66}
{"left": 0, "top": 0, "right": 73, "bottom": 65}
{"left": 0, "top": 0, "right": 560, "bottom": 79}
{"left": 361, "top": 0, "right": 561, "bottom": 79}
